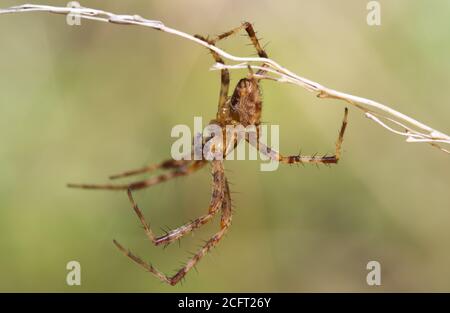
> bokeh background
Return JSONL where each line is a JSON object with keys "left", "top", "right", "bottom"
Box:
{"left": 0, "top": 0, "right": 449, "bottom": 292}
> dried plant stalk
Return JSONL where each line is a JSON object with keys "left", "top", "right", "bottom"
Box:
{"left": 1, "top": 3, "right": 449, "bottom": 154}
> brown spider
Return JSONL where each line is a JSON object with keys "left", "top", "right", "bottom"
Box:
{"left": 68, "top": 22, "right": 349, "bottom": 286}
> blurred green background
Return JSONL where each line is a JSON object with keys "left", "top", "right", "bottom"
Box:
{"left": 0, "top": 0, "right": 449, "bottom": 292}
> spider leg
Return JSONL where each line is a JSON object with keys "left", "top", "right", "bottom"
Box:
{"left": 212, "top": 22, "right": 268, "bottom": 59}
{"left": 124, "top": 160, "right": 225, "bottom": 247}
{"left": 109, "top": 158, "right": 192, "bottom": 180}
{"left": 210, "top": 22, "right": 269, "bottom": 75}
{"left": 67, "top": 160, "right": 207, "bottom": 191}
{"left": 109, "top": 136, "right": 205, "bottom": 180}
{"left": 113, "top": 161, "right": 231, "bottom": 286}
{"left": 248, "top": 108, "right": 349, "bottom": 165}
{"left": 195, "top": 22, "right": 269, "bottom": 118}
{"left": 71, "top": 135, "right": 209, "bottom": 189}
{"left": 194, "top": 35, "right": 230, "bottom": 120}
{"left": 220, "top": 177, "right": 232, "bottom": 228}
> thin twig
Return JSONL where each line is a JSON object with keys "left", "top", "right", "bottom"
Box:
{"left": 1, "top": 3, "right": 449, "bottom": 154}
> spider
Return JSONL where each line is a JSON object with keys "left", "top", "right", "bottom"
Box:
{"left": 68, "top": 22, "right": 349, "bottom": 286}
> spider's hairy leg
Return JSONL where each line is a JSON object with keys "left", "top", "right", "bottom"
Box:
{"left": 194, "top": 21, "right": 269, "bottom": 121}
{"left": 208, "top": 22, "right": 269, "bottom": 75}
{"left": 334, "top": 108, "right": 349, "bottom": 161}
{"left": 113, "top": 240, "right": 172, "bottom": 285}
{"left": 241, "top": 22, "right": 269, "bottom": 59}
{"left": 248, "top": 108, "right": 349, "bottom": 165}
{"left": 239, "top": 22, "right": 270, "bottom": 75}
{"left": 110, "top": 138, "right": 203, "bottom": 180}
{"left": 194, "top": 34, "right": 230, "bottom": 121}
{"left": 113, "top": 161, "right": 231, "bottom": 286}
{"left": 211, "top": 22, "right": 268, "bottom": 59}
{"left": 220, "top": 177, "right": 232, "bottom": 228}
{"left": 125, "top": 160, "right": 225, "bottom": 247}
{"left": 169, "top": 176, "right": 233, "bottom": 285}
{"left": 109, "top": 158, "right": 192, "bottom": 180}
{"left": 67, "top": 160, "right": 207, "bottom": 191}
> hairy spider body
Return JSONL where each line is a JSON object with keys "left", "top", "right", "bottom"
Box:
{"left": 229, "top": 78, "right": 262, "bottom": 127}
{"left": 68, "top": 22, "right": 349, "bottom": 286}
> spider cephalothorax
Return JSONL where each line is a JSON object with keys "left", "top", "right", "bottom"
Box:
{"left": 69, "top": 22, "right": 349, "bottom": 285}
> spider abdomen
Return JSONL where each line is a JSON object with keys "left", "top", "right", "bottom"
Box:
{"left": 230, "top": 78, "right": 262, "bottom": 126}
